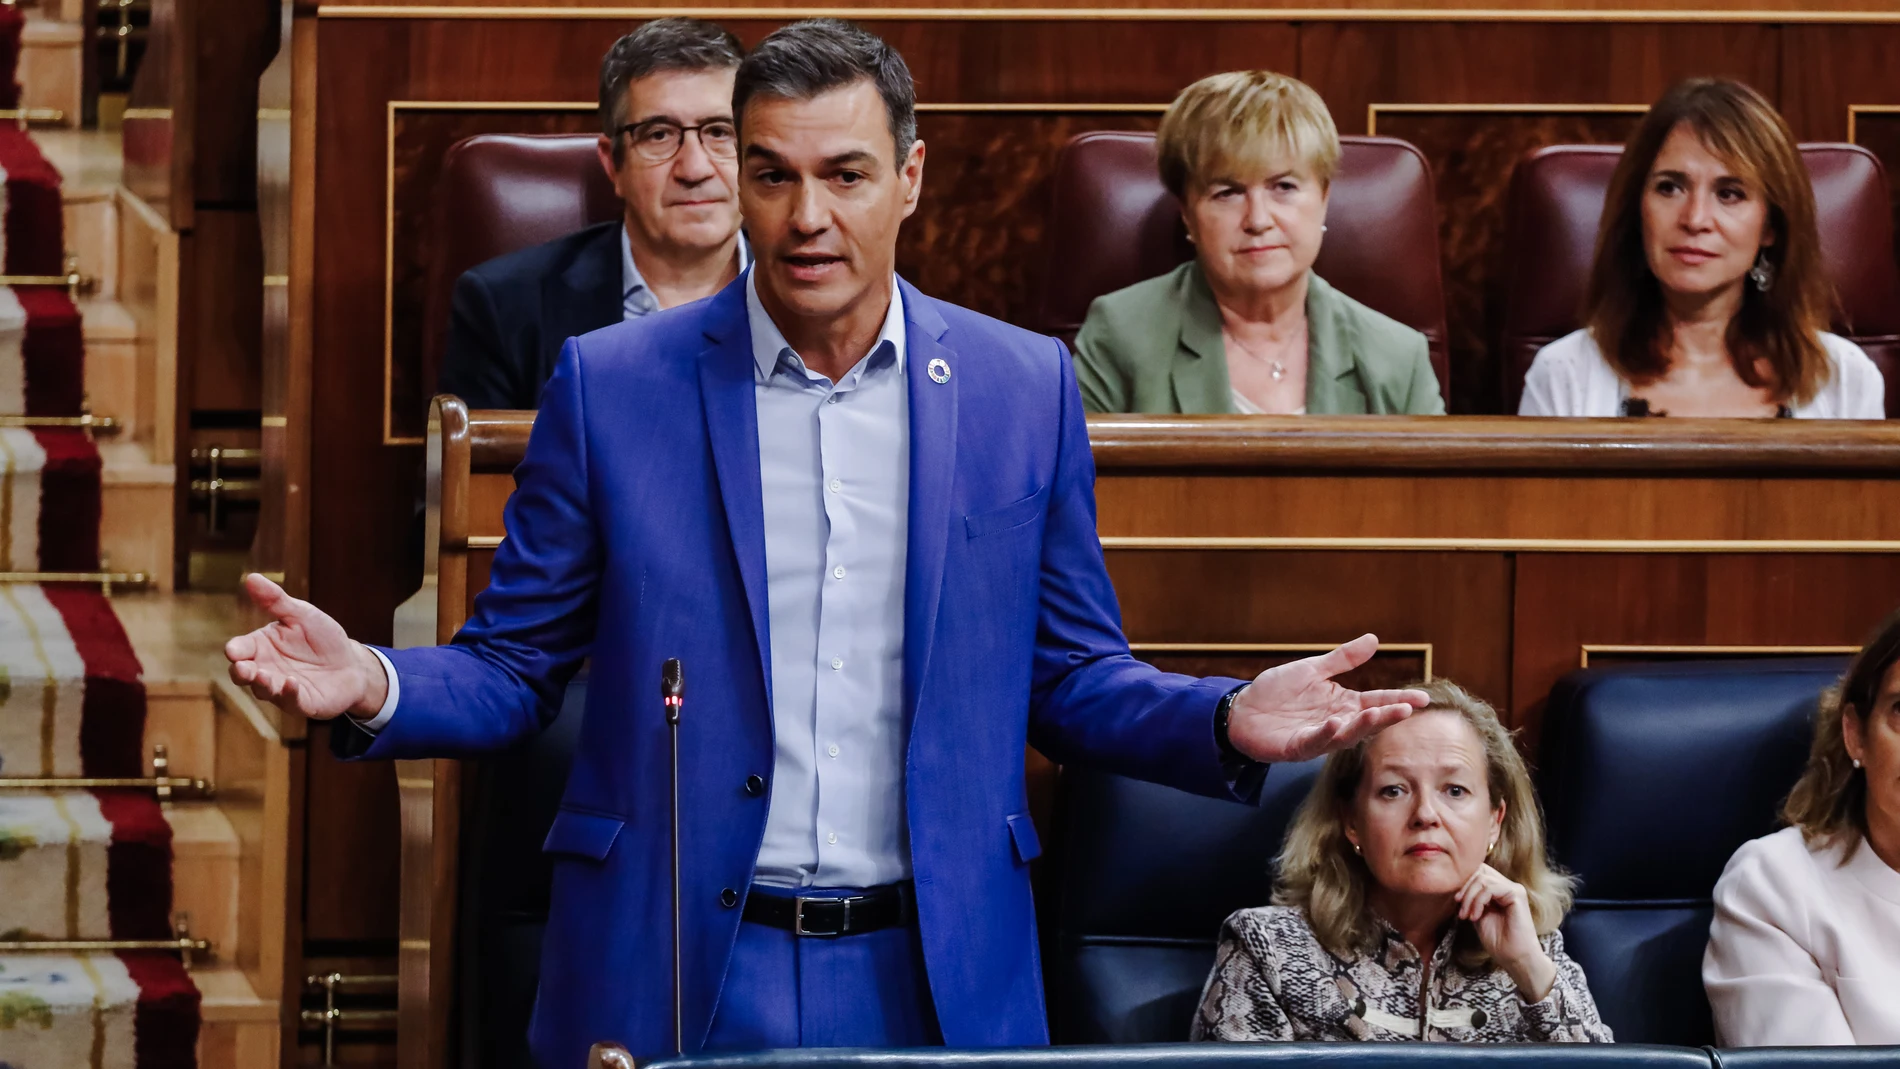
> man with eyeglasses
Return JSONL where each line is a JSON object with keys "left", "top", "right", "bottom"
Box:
{"left": 440, "top": 18, "right": 751, "bottom": 410}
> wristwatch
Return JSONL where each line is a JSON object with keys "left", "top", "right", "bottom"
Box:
{"left": 1214, "top": 683, "right": 1251, "bottom": 764}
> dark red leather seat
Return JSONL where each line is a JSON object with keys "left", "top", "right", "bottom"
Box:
{"left": 1032, "top": 131, "right": 1450, "bottom": 398}
{"left": 1499, "top": 143, "right": 1900, "bottom": 416}
{"left": 419, "top": 133, "right": 619, "bottom": 412}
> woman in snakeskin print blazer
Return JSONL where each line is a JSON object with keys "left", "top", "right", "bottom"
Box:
{"left": 1192, "top": 680, "right": 1612, "bottom": 1043}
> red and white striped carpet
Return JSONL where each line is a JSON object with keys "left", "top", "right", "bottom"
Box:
{"left": 0, "top": 49, "right": 201, "bottom": 1067}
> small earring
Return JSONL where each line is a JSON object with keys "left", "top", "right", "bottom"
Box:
{"left": 1351, "top": 842, "right": 1362, "bottom": 856}
{"left": 1487, "top": 839, "right": 1497, "bottom": 855}
{"left": 1749, "top": 252, "right": 1775, "bottom": 293}
{"left": 1853, "top": 758, "right": 1864, "bottom": 770}
{"left": 1320, "top": 224, "right": 1329, "bottom": 233}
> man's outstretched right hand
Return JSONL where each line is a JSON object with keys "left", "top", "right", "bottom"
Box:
{"left": 225, "top": 572, "right": 389, "bottom": 720}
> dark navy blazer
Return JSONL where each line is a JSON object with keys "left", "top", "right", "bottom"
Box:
{"left": 351, "top": 276, "right": 1251, "bottom": 1067}
{"left": 439, "top": 220, "right": 622, "bottom": 410}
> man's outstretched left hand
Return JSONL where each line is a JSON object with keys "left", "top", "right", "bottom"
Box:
{"left": 1226, "top": 634, "right": 1429, "bottom": 763}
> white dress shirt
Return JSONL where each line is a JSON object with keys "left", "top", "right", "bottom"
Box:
{"left": 746, "top": 269, "right": 911, "bottom": 889}
{"left": 1519, "top": 329, "right": 1886, "bottom": 417}
{"left": 1704, "top": 825, "right": 1900, "bottom": 1045}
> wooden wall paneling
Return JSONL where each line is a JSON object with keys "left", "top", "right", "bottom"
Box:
{"left": 1782, "top": 26, "right": 1900, "bottom": 295}
{"left": 187, "top": 210, "right": 268, "bottom": 412}
{"left": 1107, "top": 548, "right": 1513, "bottom": 707}
{"left": 195, "top": 0, "right": 279, "bottom": 205}
{"left": 1511, "top": 553, "right": 1900, "bottom": 751}
{"left": 1297, "top": 21, "right": 1779, "bottom": 413}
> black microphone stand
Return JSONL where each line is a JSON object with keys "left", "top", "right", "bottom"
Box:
{"left": 662, "top": 658, "right": 685, "bottom": 1055}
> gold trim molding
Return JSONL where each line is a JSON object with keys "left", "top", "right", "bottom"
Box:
{"left": 1367, "top": 102, "right": 1648, "bottom": 136}
{"left": 1847, "top": 104, "right": 1900, "bottom": 144}
{"left": 318, "top": 6, "right": 1900, "bottom": 23}
{"left": 1132, "top": 641, "right": 1434, "bottom": 679}
{"left": 1579, "top": 643, "right": 1859, "bottom": 668}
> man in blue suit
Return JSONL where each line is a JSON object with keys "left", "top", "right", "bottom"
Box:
{"left": 227, "top": 20, "right": 1426, "bottom": 1069}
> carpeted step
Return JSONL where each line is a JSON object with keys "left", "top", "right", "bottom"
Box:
{"left": 0, "top": 789, "right": 172, "bottom": 943}
{"left": 0, "top": 584, "right": 141, "bottom": 782}
{"left": 0, "top": 124, "right": 87, "bottom": 421}
{"left": 0, "top": 951, "right": 201, "bottom": 1068}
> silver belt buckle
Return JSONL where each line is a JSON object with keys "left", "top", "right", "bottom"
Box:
{"left": 793, "top": 895, "right": 852, "bottom": 937}
{"left": 786, "top": 896, "right": 862, "bottom": 937}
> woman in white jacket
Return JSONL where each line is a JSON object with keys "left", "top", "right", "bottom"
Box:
{"left": 1520, "top": 78, "right": 1883, "bottom": 420}
{"left": 1703, "top": 608, "right": 1900, "bottom": 1045}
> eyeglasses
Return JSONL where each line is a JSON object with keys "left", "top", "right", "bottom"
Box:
{"left": 619, "top": 118, "right": 738, "bottom": 162}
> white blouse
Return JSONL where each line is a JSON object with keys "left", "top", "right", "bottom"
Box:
{"left": 1519, "top": 330, "right": 1886, "bottom": 418}
{"left": 1704, "top": 825, "right": 1900, "bottom": 1046}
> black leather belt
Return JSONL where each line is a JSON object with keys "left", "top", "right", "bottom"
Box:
{"left": 742, "top": 882, "right": 914, "bottom": 938}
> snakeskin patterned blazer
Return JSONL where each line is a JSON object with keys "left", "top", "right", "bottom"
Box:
{"left": 1191, "top": 905, "right": 1613, "bottom": 1043}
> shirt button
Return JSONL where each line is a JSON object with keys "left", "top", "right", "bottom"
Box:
{"left": 720, "top": 887, "right": 739, "bottom": 908}
{"left": 829, "top": 479, "right": 841, "bottom": 493}
{"left": 827, "top": 744, "right": 840, "bottom": 758}
{"left": 827, "top": 832, "right": 838, "bottom": 845}
{"left": 826, "top": 394, "right": 841, "bottom": 405}
{"left": 744, "top": 775, "right": 765, "bottom": 797}
{"left": 832, "top": 565, "right": 846, "bottom": 580}
{"left": 831, "top": 657, "right": 843, "bottom": 670}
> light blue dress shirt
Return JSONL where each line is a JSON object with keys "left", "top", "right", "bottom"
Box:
{"left": 621, "top": 224, "right": 752, "bottom": 320}
{"left": 746, "top": 269, "right": 912, "bottom": 890}
{"left": 362, "top": 267, "right": 915, "bottom": 892}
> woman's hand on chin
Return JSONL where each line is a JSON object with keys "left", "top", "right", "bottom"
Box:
{"left": 1455, "top": 862, "right": 1557, "bottom": 1002}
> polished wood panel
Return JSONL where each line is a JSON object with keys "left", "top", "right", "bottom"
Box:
{"left": 1511, "top": 553, "right": 1900, "bottom": 749}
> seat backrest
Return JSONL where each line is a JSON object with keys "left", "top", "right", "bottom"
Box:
{"left": 1536, "top": 657, "right": 1846, "bottom": 1047}
{"left": 1032, "top": 132, "right": 1449, "bottom": 398}
{"left": 1499, "top": 144, "right": 1900, "bottom": 415}
{"left": 1048, "top": 760, "right": 1322, "bottom": 1044}
{"left": 420, "top": 133, "right": 620, "bottom": 403}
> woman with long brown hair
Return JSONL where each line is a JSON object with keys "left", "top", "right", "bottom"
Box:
{"left": 1703, "top": 610, "right": 1900, "bottom": 1045}
{"left": 1520, "top": 78, "right": 1883, "bottom": 418}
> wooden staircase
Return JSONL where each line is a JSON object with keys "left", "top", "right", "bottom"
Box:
{"left": 10, "top": 55, "right": 293, "bottom": 1069}
{"left": 40, "top": 128, "right": 175, "bottom": 590}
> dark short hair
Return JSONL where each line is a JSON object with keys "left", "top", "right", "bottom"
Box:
{"left": 599, "top": 18, "right": 744, "bottom": 162}
{"left": 732, "top": 19, "right": 917, "bottom": 167}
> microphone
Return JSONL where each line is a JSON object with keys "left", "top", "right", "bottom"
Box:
{"left": 662, "top": 658, "right": 685, "bottom": 1054}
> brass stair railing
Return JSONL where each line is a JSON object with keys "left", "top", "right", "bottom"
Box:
{"left": 0, "top": 744, "right": 214, "bottom": 802}
{"left": 0, "top": 914, "right": 212, "bottom": 966}
{"left": 0, "top": 255, "right": 99, "bottom": 298}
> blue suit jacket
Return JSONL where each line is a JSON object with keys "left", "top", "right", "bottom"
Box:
{"left": 352, "top": 277, "right": 1251, "bottom": 1067}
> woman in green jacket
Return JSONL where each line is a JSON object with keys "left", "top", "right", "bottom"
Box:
{"left": 1073, "top": 71, "right": 1445, "bottom": 416}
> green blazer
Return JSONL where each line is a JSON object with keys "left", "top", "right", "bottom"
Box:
{"left": 1071, "top": 261, "right": 1446, "bottom": 415}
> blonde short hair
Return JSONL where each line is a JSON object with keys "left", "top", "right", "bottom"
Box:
{"left": 1156, "top": 70, "right": 1341, "bottom": 200}
{"left": 1272, "top": 680, "right": 1577, "bottom": 968}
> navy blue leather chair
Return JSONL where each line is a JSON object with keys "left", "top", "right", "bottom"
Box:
{"left": 1537, "top": 658, "right": 1846, "bottom": 1048}
{"left": 1710, "top": 1049, "right": 1900, "bottom": 1069}
{"left": 1047, "top": 761, "right": 1324, "bottom": 1044}
{"left": 646, "top": 1044, "right": 1718, "bottom": 1069}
